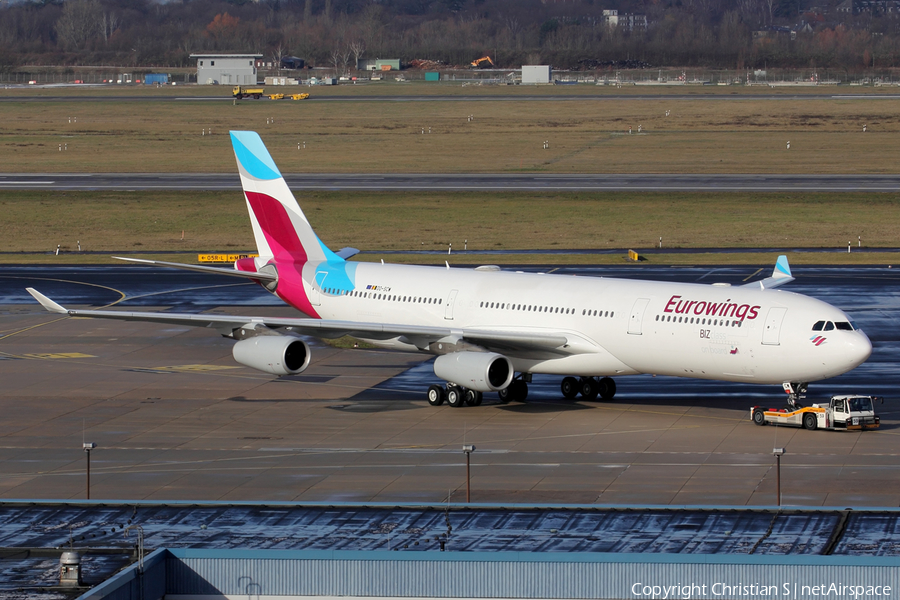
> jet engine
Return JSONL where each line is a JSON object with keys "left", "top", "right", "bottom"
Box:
{"left": 232, "top": 335, "right": 311, "bottom": 376}
{"left": 433, "top": 352, "right": 514, "bottom": 392}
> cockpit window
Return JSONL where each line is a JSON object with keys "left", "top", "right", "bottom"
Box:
{"left": 835, "top": 321, "right": 854, "bottom": 331}
{"left": 812, "top": 321, "right": 825, "bottom": 331}
{"left": 824, "top": 321, "right": 835, "bottom": 331}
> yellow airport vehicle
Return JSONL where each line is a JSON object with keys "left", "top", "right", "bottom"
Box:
{"left": 233, "top": 86, "right": 265, "bottom": 99}
{"left": 267, "top": 93, "right": 309, "bottom": 100}
{"left": 751, "top": 395, "right": 881, "bottom": 431}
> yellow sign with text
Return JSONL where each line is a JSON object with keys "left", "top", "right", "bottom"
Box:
{"left": 197, "top": 254, "right": 258, "bottom": 263}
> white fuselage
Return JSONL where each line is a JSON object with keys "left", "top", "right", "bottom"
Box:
{"left": 297, "top": 262, "right": 871, "bottom": 385}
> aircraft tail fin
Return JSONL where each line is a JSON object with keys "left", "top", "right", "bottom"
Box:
{"left": 230, "top": 131, "right": 341, "bottom": 265}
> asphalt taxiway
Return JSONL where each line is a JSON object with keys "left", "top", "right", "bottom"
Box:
{"left": 4, "top": 172, "right": 900, "bottom": 192}
{"left": 0, "top": 263, "right": 898, "bottom": 506}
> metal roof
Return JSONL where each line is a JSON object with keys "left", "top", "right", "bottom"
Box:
{"left": 3, "top": 502, "right": 900, "bottom": 598}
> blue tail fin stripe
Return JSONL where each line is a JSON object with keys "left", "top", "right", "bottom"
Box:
{"left": 775, "top": 255, "right": 791, "bottom": 277}
{"left": 231, "top": 131, "right": 281, "bottom": 181}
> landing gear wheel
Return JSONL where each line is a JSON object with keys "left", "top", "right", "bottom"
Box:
{"left": 598, "top": 377, "right": 617, "bottom": 400}
{"left": 427, "top": 384, "right": 445, "bottom": 406}
{"left": 465, "top": 389, "right": 483, "bottom": 406}
{"left": 580, "top": 377, "right": 598, "bottom": 401}
{"left": 498, "top": 387, "right": 512, "bottom": 404}
{"left": 561, "top": 377, "right": 579, "bottom": 399}
{"left": 752, "top": 409, "right": 766, "bottom": 426}
{"left": 803, "top": 412, "right": 818, "bottom": 430}
{"left": 446, "top": 387, "right": 464, "bottom": 408}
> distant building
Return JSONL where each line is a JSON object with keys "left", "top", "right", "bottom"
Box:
{"left": 603, "top": 9, "right": 647, "bottom": 32}
{"left": 358, "top": 58, "right": 401, "bottom": 71}
{"left": 837, "top": 0, "right": 854, "bottom": 12}
{"left": 190, "top": 54, "right": 262, "bottom": 85}
{"left": 281, "top": 56, "right": 305, "bottom": 70}
{"left": 753, "top": 26, "right": 797, "bottom": 41}
{"left": 522, "top": 65, "right": 551, "bottom": 84}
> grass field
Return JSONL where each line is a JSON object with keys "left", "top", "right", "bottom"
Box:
{"left": 2, "top": 86, "right": 899, "bottom": 266}
{"left": 2, "top": 190, "right": 897, "bottom": 264}
{"left": 3, "top": 87, "right": 900, "bottom": 173}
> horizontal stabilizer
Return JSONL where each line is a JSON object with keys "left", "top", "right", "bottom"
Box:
{"left": 113, "top": 256, "right": 277, "bottom": 282}
{"left": 26, "top": 288, "right": 67, "bottom": 314}
{"left": 742, "top": 255, "right": 794, "bottom": 290}
{"left": 334, "top": 247, "right": 360, "bottom": 260}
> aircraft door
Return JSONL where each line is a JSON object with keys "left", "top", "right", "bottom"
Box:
{"left": 761, "top": 307, "right": 787, "bottom": 345}
{"left": 628, "top": 298, "right": 651, "bottom": 335}
{"left": 444, "top": 289, "right": 459, "bottom": 320}
{"left": 309, "top": 271, "right": 328, "bottom": 306}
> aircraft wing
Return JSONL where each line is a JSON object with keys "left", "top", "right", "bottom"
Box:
{"left": 742, "top": 255, "right": 794, "bottom": 290}
{"left": 113, "top": 257, "right": 277, "bottom": 282}
{"left": 26, "top": 288, "right": 583, "bottom": 356}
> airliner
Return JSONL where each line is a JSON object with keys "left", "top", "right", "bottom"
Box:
{"left": 27, "top": 131, "right": 872, "bottom": 408}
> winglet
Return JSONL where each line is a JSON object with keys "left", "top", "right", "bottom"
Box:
{"left": 742, "top": 255, "right": 795, "bottom": 290}
{"left": 26, "top": 288, "right": 68, "bottom": 314}
{"left": 773, "top": 255, "right": 792, "bottom": 280}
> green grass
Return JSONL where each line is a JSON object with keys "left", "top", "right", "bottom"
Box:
{"left": 1, "top": 190, "right": 898, "bottom": 264}
{"left": 2, "top": 91, "right": 900, "bottom": 173}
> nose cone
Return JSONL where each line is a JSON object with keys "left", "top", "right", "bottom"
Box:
{"left": 847, "top": 330, "right": 873, "bottom": 370}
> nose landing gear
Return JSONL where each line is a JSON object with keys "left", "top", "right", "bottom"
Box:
{"left": 783, "top": 382, "right": 808, "bottom": 409}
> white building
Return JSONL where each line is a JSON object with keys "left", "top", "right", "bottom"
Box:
{"left": 603, "top": 9, "right": 647, "bottom": 31}
{"left": 522, "top": 65, "right": 551, "bottom": 84}
{"left": 190, "top": 54, "right": 263, "bottom": 85}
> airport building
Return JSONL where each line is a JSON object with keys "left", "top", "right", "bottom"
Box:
{"left": 3, "top": 501, "right": 900, "bottom": 598}
{"left": 190, "top": 53, "right": 262, "bottom": 85}
{"left": 522, "top": 65, "right": 551, "bottom": 84}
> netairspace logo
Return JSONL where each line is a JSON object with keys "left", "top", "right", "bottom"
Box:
{"left": 631, "top": 583, "right": 893, "bottom": 599}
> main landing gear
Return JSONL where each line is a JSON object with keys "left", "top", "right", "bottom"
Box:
{"left": 561, "top": 376, "right": 616, "bottom": 401}
{"left": 498, "top": 378, "right": 529, "bottom": 404}
{"left": 427, "top": 383, "right": 483, "bottom": 408}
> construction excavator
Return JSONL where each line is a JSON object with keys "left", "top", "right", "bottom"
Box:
{"left": 470, "top": 56, "right": 494, "bottom": 68}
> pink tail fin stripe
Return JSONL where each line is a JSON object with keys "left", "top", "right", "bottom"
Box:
{"left": 244, "top": 192, "right": 308, "bottom": 263}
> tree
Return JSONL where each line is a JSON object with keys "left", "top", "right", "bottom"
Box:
{"left": 205, "top": 12, "right": 240, "bottom": 46}
{"left": 329, "top": 45, "right": 350, "bottom": 76}
{"left": 55, "top": 0, "right": 103, "bottom": 51}
{"left": 349, "top": 38, "right": 365, "bottom": 71}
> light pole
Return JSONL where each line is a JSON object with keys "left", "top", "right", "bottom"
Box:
{"left": 462, "top": 445, "right": 475, "bottom": 503}
{"left": 83, "top": 443, "right": 96, "bottom": 499}
{"left": 773, "top": 447, "right": 785, "bottom": 506}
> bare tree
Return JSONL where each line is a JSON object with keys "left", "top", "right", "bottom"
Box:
{"left": 272, "top": 43, "right": 287, "bottom": 69}
{"left": 102, "top": 11, "right": 119, "bottom": 43}
{"left": 329, "top": 46, "right": 345, "bottom": 76}
{"left": 56, "top": 0, "right": 103, "bottom": 51}
{"left": 349, "top": 39, "right": 365, "bottom": 71}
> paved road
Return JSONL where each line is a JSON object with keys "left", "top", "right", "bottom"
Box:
{"left": 0, "top": 263, "right": 898, "bottom": 505}
{"left": 4, "top": 173, "right": 900, "bottom": 192}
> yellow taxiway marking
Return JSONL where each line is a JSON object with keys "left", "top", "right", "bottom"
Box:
{"left": 151, "top": 364, "right": 241, "bottom": 372}
{"left": 22, "top": 352, "right": 96, "bottom": 359}
{"left": 743, "top": 268, "right": 764, "bottom": 281}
